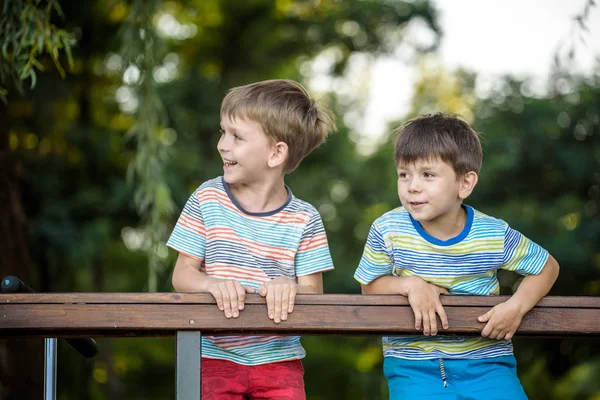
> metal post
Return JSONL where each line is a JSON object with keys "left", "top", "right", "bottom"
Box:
{"left": 176, "top": 331, "right": 202, "bottom": 400}
{"left": 44, "top": 338, "right": 57, "bottom": 400}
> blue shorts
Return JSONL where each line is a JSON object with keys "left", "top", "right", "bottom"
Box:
{"left": 383, "top": 355, "right": 527, "bottom": 400}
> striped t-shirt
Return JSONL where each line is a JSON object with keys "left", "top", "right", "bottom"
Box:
{"left": 167, "top": 177, "right": 334, "bottom": 365}
{"left": 354, "top": 205, "right": 548, "bottom": 360}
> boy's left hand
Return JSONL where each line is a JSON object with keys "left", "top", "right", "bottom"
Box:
{"left": 258, "top": 277, "right": 298, "bottom": 324}
{"left": 478, "top": 300, "right": 525, "bottom": 340}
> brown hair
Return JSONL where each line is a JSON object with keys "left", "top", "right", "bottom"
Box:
{"left": 393, "top": 113, "right": 482, "bottom": 176}
{"left": 221, "top": 79, "right": 337, "bottom": 173}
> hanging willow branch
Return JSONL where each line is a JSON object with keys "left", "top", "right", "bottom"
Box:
{"left": 119, "top": 0, "right": 175, "bottom": 292}
{"left": 554, "top": 0, "right": 597, "bottom": 70}
{"left": 0, "top": 0, "right": 75, "bottom": 102}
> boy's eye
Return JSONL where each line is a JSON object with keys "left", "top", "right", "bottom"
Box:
{"left": 219, "top": 128, "right": 225, "bottom": 136}
{"left": 423, "top": 172, "right": 435, "bottom": 178}
{"left": 234, "top": 134, "right": 242, "bottom": 140}
{"left": 398, "top": 172, "right": 408, "bottom": 178}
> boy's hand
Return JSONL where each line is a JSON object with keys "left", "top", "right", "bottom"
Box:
{"left": 478, "top": 299, "right": 524, "bottom": 340}
{"left": 405, "top": 276, "right": 450, "bottom": 336}
{"left": 258, "top": 277, "right": 298, "bottom": 324}
{"left": 207, "top": 279, "right": 255, "bottom": 319}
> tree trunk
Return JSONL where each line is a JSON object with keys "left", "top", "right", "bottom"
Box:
{"left": 0, "top": 101, "right": 44, "bottom": 399}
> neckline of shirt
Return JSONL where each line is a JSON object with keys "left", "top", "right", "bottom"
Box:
{"left": 409, "top": 204, "right": 474, "bottom": 246}
{"left": 221, "top": 176, "right": 293, "bottom": 217}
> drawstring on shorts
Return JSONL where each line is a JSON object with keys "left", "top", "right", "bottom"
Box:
{"left": 439, "top": 358, "right": 448, "bottom": 388}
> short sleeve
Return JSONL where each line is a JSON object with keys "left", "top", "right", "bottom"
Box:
{"left": 294, "top": 212, "right": 334, "bottom": 276}
{"left": 354, "top": 222, "right": 394, "bottom": 285}
{"left": 502, "top": 224, "right": 549, "bottom": 275}
{"left": 166, "top": 192, "right": 206, "bottom": 260}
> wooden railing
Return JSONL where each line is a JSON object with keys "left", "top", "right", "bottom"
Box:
{"left": 2, "top": 293, "right": 600, "bottom": 398}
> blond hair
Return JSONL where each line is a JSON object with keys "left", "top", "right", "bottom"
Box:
{"left": 221, "top": 79, "right": 336, "bottom": 173}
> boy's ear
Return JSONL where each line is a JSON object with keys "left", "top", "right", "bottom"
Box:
{"left": 458, "top": 171, "right": 478, "bottom": 200}
{"left": 268, "top": 141, "right": 288, "bottom": 169}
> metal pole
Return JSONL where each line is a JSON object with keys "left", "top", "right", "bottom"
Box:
{"left": 44, "top": 338, "right": 57, "bottom": 400}
{"left": 176, "top": 331, "right": 202, "bottom": 400}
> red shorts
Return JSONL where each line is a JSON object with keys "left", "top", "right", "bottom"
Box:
{"left": 201, "top": 358, "right": 306, "bottom": 400}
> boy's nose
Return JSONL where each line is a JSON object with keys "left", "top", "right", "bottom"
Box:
{"left": 408, "top": 178, "right": 422, "bottom": 192}
{"left": 217, "top": 135, "right": 230, "bottom": 153}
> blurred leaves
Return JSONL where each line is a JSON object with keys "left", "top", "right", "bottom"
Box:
{"left": 0, "top": 0, "right": 76, "bottom": 101}
{"left": 2, "top": 0, "right": 600, "bottom": 399}
{"left": 119, "top": 0, "right": 175, "bottom": 291}
{"left": 554, "top": 0, "right": 597, "bottom": 70}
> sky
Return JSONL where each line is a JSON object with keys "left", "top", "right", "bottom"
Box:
{"left": 359, "top": 0, "right": 600, "bottom": 139}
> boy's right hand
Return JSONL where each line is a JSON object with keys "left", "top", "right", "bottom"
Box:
{"left": 405, "top": 276, "right": 449, "bottom": 336}
{"left": 207, "top": 279, "right": 255, "bottom": 318}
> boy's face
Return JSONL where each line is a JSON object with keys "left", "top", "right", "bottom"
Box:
{"left": 218, "top": 116, "right": 275, "bottom": 185}
{"left": 396, "top": 157, "right": 470, "bottom": 228}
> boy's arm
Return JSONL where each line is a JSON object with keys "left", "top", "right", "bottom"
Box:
{"left": 356, "top": 220, "right": 449, "bottom": 335}
{"left": 479, "top": 254, "right": 560, "bottom": 340}
{"left": 172, "top": 253, "right": 254, "bottom": 318}
{"left": 297, "top": 272, "right": 324, "bottom": 294}
{"left": 361, "top": 275, "right": 417, "bottom": 296}
{"left": 361, "top": 275, "right": 449, "bottom": 335}
{"left": 506, "top": 254, "right": 560, "bottom": 314}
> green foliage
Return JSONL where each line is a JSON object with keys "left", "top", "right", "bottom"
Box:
{"left": 3, "top": 0, "right": 600, "bottom": 399}
{"left": 0, "top": 0, "right": 75, "bottom": 100}
{"left": 120, "top": 0, "right": 175, "bottom": 291}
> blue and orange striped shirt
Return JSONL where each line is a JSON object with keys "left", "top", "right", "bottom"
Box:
{"left": 167, "top": 177, "right": 334, "bottom": 365}
{"left": 354, "top": 205, "right": 549, "bottom": 360}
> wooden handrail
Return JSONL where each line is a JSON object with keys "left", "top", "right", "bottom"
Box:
{"left": 3, "top": 293, "right": 599, "bottom": 400}
{"left": 1, "top": 293, "right": 599, "bottom": 337}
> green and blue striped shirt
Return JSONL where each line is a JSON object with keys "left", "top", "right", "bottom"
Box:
{"left": 354, "top": 205, "right": 548, "bottom": 360}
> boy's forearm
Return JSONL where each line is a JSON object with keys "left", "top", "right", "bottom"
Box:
{"left": 173, "top": 271, "right": 220, "bottom": 292}
{"left": 173, "top": 267, "right": 219, "bottom": 292}
{"left": 507, "top": 255, "right": 560, "bottom": 315}
{"left": 361, "top": 275, "right": 416, "bottom": 296}
{"left": 296, "top": 284, "right": 322, "bottom": 294}
{"left": 172, "top": 256, "right": 221, "bottom": 293}
{"left": 296, "top": 273, "right": 324, "bottom": 294}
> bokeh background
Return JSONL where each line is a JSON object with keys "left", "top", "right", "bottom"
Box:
{"left": 1, "top": 0, "right": 599, "bottom": 399}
